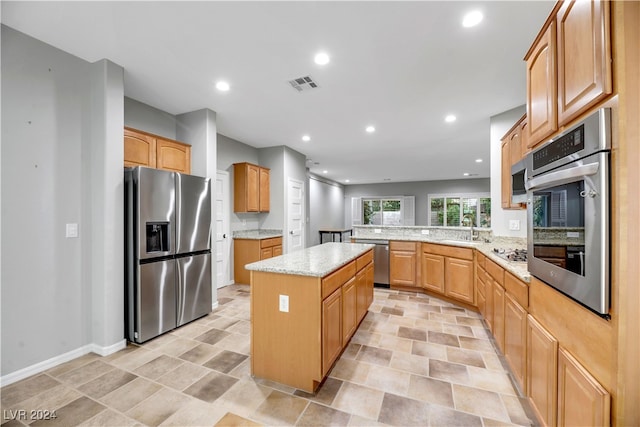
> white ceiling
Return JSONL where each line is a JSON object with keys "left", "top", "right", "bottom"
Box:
{"left": 2, "top": 1, "right": 554, "bottom": 184}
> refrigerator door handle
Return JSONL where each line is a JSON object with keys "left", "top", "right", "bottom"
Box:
{"left": 175, "top": 173, "right": 182, "bottom": 253}
{"left": 176, "top": 258, "right": 184, "bottom": 325}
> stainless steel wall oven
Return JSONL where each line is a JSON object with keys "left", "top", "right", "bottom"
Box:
{"left": 525, "top": 108, "right": 611, "bottom": 316}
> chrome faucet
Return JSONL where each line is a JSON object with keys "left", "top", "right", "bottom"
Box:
{"left": 462, "top": 213, "right": 478, "bottom": 241}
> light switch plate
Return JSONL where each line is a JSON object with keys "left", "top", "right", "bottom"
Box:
{"left": 374, "top": 229, "right": 382, "bottom": 233}
{"left": 421, "top": 229, "right": 429, "bottom": 235}
{"left": 509, "top": 220, "right": 520, "bottom": 231}
{"left": 66, "top": 223, "right": 79, "bottom": 238}
{"left": 279, "top": 295, "right": 289, "bottom": 313}
{"left": 567, "top": 231, "right": 580, "bottom": 238}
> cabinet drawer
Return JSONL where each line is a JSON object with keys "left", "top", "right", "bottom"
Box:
{"left": 356, "top": 250, "right": 373, "bottom": 271}
{"left": 390, "top": 241, "right": 416, "bottom": 252}
{"left": 322, "top": 261, "right": 356, "bottom": 299}
{"left": 505, "top": 271, "right": 528, "bottom": 309}
{"left": 260, "top": 237, "right": 282, "bottom": 249}
{"left": 422, "top": 243, "right": 473, "bottom": 261}
{"left": 485, "top": 258, "right": 505, "bottom": 286}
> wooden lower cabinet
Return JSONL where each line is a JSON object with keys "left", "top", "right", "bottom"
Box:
{"left": 557, "top": 347, "right": 610, "bottom": 427}
{"left": 322, "top": 287, "right": 342, "bottom": 375}
{"left": 342, "top": 277, "right": 357, "bottom": 343}
{"left": 527, "top": 315, "right": 559, "bottom": 427}
{"left": 485, "top": 278, "right": 494, "bottom": 332}
{"left": 234, "top": 236, "right": 282, "bottom": 284}
{"left": 445, "top": 257, "right": 474, "bottom": 304}
{"left": 505, "top": 293, "right": 528, "bottom": 391}
{"left": 422, "top": 252, "right": 445, "bottom": 293}
{"left": 390, "top": 241, "right": 419, "bottom": 287}
{"left": 365, "top": 263, "right": 374, "bottom": 308}
{"left": 493, "top": 283, "right": 506, "bottom": 351}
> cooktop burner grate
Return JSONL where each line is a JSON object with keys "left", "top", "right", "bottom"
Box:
{"left": 493, "top": 248, "right": 528, "bottom": 262}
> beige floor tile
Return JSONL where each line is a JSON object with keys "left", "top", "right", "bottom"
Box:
{"left": 99, "top": 377, "right": 162, "bottom": 412}
{"left": 428, "top": 359, "right": 470, "bottom": 384}
{"left": 0, "top": 374, "right": 61, "bottom": 408}
{"left": 482, "top": 417, "right": 522, "bottom": 427}
{"left": 297, "top": 402, "right": 351, "bottom": 426}
{"left": 501, "top": 394, "right": 535, "bottom": 426}
{"left": 30, "top": 396, "right": 105, "bottom": 427}
{"left": 377, "top": 334, "right": 413, "bottom": 353}
{"left": 350, "top": 330, "right": 382, "bottom": 347}
{"left": 332, "top": 382, "right": 384, "bottom": 421}
{"left": 250, "top": 390, "right": 309, "bottom": 426}
{"left": 139, "top": 332, "right": 178, "bottom": 350}
{"left": 340, "top": 343, "right": 362, "bottom": 360}
{"left": 45, "top": 354, "right": 100, "bottom": 378}
{"left": 389, "top": 351, "right": 430, "bottom": 377}
{"left": 161, "top": 399, "right": 231, "bottom": 426}
{"left": 428, "top": 404, "right": 483, "bottom": 427}
{"left": 217, "top": 379, "right": 275, "bottom": 418}
{"left": 446, "top": 347, "right": 487, "bottom": 368}
{"left": 77, "top": 369, "right": 137, "bottom": 399}
{"left": 78, "top": 408, "right": 139, "bottom": 426}
{"left": 183, "top": 371, "right": 239, "bottom": 403}
{"left": 133, "top": 354, "right": 184, "bottom": 380}
{"left": 215, "top": 333, "right": 251, "bottom": 355}
{"left": 356, "top": 345, "right": 393, "bottom": 367}
{"left": 403, "top": 308, "right": 432, "bottom": 320}
{"left": 442, "top": 323, "right": 475, "bottom": 337}
{"left": 452, "top": 384, "right": 510, "bottom": 421}
{"left": 56, "top": 360, "right": 114, "bottom": 387}
{"left": 2, "top": 384, "right": 81, "bottom": 418}
{"left": 156, "top": 362, "right": 210, "bottom": 390}
{"left": 126, "top": 387, "right": 193, "bottom": 426}
{"left": 408, "top": 375, "right": 454, "bottom": 407}
{"left": 459, "top": 335, "right": 496, "bottom": 352}
{"left": 195, "top": 328, "right": 231, "bottom": 346}
{"left": 294, "top": 376, "right": 344, "bottom": 407}
{"left": 329, "top": 359, "right": 371, "bottom": 384}
{"left": 203, "top": 350, "right": 249, "bottom": 374}
{"left": 179, "top": 342, "right": 224, "bottom": 365}
{"left": 347, "top": 414, "right": 388, "bottom": 426}
{"left": 227, "top": 358, "right": 252, "bottom": 380}
{"left": 368, "top": 320, "right": 400, "bottom": 336}
{"left": 377, "top": 392, "right": 430, "bottom": 426}
{"left": 213, "top": 411, "right": 261, "bottom": 427}
{"left": 364, "top": 365, "right": 411, "bottom": 396}
{"left": 456, "top": 316, "right": 485, "bottom": 327}
{"left": 413, "top": 318, "right": 444, "bottom": 332}
{"left": 225, "top": 319, "right": 251, "bottom": 335}
{"left": 411, "top": 341, "right": 447, "bottom": 360}
{"left": 207, "top": 316, "right": 241, "bottom": 331}
{"left": 387, "top": 315, "right": 416, "bottom": 328}
{"left": 429, "top": 312, "right": 459, "bottom": 323}
{"left": 467, "top": 365, "right": 518, "bottom": 395}
{"left": 157, "top": 336, "right": 200, "bottom": 357}
{"left": 428, "top": 330, "right": 460, "bottom": 347}
{"left": 107, "top": 347, "right": 159, "bottom": 371}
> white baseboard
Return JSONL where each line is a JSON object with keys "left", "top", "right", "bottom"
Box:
{"left": 211, "top": 301, "right": 219, "bottom": 311}
{"left": 0, "top": 339, "right": 127, "bottom": 387}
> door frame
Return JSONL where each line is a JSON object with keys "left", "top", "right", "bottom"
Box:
{"left": 215, "top": 170, "right": 231, "bottom": 288}
{"left": 286, "top": 177, "right": 306, "bottom": 253}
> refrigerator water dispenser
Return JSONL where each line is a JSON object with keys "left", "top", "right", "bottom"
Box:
{"left": 146, "top": 222, "right": 170, "bottom": 253}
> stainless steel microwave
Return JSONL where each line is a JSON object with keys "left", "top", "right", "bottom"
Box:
{"left": 525, "top": 108, "right": 611, "bottom": 316}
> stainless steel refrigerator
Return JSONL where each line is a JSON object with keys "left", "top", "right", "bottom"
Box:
{"left": 125, "top": 167, "right": 212, "bottom": 343}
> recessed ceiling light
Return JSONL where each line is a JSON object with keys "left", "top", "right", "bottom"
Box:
{"left": 314, "top": 52, "right": 330, "bottom": 65}
{"left": 215, "top": 81, "right": 230, "bottom": 91}
{"left": 463, "top": 172, "right": 470, "bottom": 176}
{"left": 462, "top": 11, "right": 483, "bottom": 28}
{"left": 365, "top": 126, "right": 376, "bottom": 133}
{"left": 302, "top": 135, "right": 311, "bottom": 142}
{"left": 345, "top": 179, "right": 350, "bottom": 183}
{"left": 475, "top": 158, "right": 483, "bottom": 163}
{"left": 323, "top": 170, "right": 328, "bottom": 174}
{"left": 445, "top": 114, "right": 457, "bottom": 123}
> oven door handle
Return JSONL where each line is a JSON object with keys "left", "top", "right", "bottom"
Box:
{"left": 525, "top": 162, "right": 600, "bottom": 191}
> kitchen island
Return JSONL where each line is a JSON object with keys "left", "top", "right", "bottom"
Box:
{"left": 245, "top": 242, "right": 374, "bottom": 392}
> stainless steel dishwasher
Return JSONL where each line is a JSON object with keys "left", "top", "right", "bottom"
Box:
{"left": 355, "top": 239, "right": 389, "bottom": 287}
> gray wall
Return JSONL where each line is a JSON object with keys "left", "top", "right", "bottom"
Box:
{"left": 344, "top": 178, "right": 490, "bottom": 227}
{"left": 124, "top": 97, "right": 177, "bottom": 139}
{"left": 2, "top": 26, "right": 125, "bottom": 380}
{"left": 309, "top": 175, "right": 345, "bottom": 246}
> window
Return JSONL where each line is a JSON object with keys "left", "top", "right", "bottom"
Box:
{"left": 363, "top": 198, "right": 402, "bottom": 225}
{"left": 428, "top": 194, "right": 491, "bottom": 228}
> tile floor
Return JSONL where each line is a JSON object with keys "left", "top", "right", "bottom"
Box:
{"left": 1, "top": 285, "right": 539, "bottom": 426}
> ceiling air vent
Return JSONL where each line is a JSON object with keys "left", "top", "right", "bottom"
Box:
{"left": 288, "top": 76, "right": 320, "bottom": 92}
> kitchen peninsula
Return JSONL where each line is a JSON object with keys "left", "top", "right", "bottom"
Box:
{"left": 245, "top": 242, "right": 374, "bottom": 392}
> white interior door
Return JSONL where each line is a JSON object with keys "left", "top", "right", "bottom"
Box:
{"left": 215, "top": 171, "right": 231, "bottom": 288}
{"left": 287, "top": 178, "right": 305, "bottom": 253}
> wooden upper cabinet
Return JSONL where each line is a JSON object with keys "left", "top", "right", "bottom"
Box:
{"left": 557, "top": 347, "right": 610, "bottom": 427}
{"left": 501, "top": 140, "right": 512, "bottom": 209}
{"left": 500, "top": 114, "right": 527, "bottom": 210}
{"left": 124, "top": 128, "right": 156, "bottom": 168}
{"left": 526, "top": 20, "right": 558, "bottom": 148}
{"left": 556, "top": 0, "right": 612, "bottom": 126}
{"left": 156, "top": 138, "right": 191, "bottom": 174}
{"left": 124, "top": 128, "right": 191, "bottom": 174}
{"left": 234, "top": 162, "right": 270, "bottom": 213}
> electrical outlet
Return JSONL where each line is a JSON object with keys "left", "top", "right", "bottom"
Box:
{"left": 567, "top": 231, "right": 580, "bottom": 238}
{"left": 421, "top": 229, "right": 429, "bottom": 235}
{"left": 374, "top": 229, "right": 382, "bottom": 233}
{"left": 509, "top": 220, "right": 520, "bottom": 231}
{"left": 66, "top": 223, "right": 79, "bottom": 238}
{"left": 279, "top": 295, "right": 289, "bottom": 313}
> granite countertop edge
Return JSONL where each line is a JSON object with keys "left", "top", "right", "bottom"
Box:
{"left": 233, "top": 229, "right": 283, "bottom": 240}
{"left": 245, "top": 242, "right": 375, "bottom": 278}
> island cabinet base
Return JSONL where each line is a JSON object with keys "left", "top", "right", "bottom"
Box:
{"left": 250, "top": 271, "right": 323, "bottom": 392}
{"left": 249, "top": 247, "right": 374, "bottom": 393}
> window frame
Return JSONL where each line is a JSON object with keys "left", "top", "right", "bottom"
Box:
{"left": 427, "top": 193, "right": 491, "bottom": 228}
{"left": 362, "top": 197, "right": 404, "bottom": 226}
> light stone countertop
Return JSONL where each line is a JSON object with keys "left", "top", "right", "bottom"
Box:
{"left": 233, "top": 229, "right": 283, "bottom": 240}
{"left": 245, "top": 242, "right": 375, "bottom": 278}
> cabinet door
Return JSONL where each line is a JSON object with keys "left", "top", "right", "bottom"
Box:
{"left": 322, "top": 288, "right": 342, "bottom": 375}
{"left": 246, "top": 164, "right": 260, "bottom": 212}
{"left": 501, "top": 140, "right": 512, "bottom": 209}
{"left": 527, "top": 315, "right": 558, "bottom": 427}
{"left": 504, "top": 293, "right": 528, "bottom": 391}
{"left": 355, "top": 268, "right": 368, "bottom": 323}
{"left": 556, "top": 0, "right": 612, "bottom": 126}
{"left": 156, "top": 138, "right": 191, "bottom": 174}
{"left": 422, "top": 253, "right": 445, "bottom": 293}
{"left": 124, "top": 129, "right": 156, "bottom": 168}
{"left": 493, "top": 283, "right": 505, "bottom": 352}
{"left": 390, "top": 250, "right": 417, "bottom": 286}
{"left": 365, "top": 263, "right": 374, "bottom": 308}
{"left": 272, "top": 245, "right": 283, "bottom": 257}
{"left": 485, "top": 279, "right": 494, "bottom": 332}
{"left": 526, "top": 21, "right": 557, "bottom": 149}
{"left": 342, "top": 277, "right": 357, "bottom": 343}
{"left": 476, "top": 289, "right": 486, "bottom": 322}
{"left": 259, "top": 167, "right": 270, "bottom": 212}
{"left": 557, "top": 347, "right": 610, "bottom": 427}
{"left": 445, "top": 257, "right": 474, "bottom": 304}
{"left": 509, "top": 127, "right": 522, "bottom": 165}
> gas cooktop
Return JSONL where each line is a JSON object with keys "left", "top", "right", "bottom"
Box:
{"left": 493, "top": 248, "right": 528, "bottom": 263}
